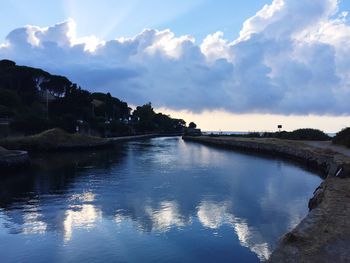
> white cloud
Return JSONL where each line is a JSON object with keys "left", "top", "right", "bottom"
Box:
{"left": 200, "top": 31, "right": 232, "bottom": 62}
{"left": 1, "top": 0, "right": 350, "bottom": 115}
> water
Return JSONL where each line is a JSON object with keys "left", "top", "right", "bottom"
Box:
{"left": 0, "top": 137, "right": 322, "bottom": 263}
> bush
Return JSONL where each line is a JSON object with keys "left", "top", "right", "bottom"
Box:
{"left": 333, "top": 128, "right": 350, "bottom": 148}
{"left": 10, "top": 113, "right": 50, "bottom": 135}
{"left": 283, "top": 129, "right": 330, "bottom": 141}
{"left": 110, "top": 121, "right": 133, "bottom": 135}
{"left": 0, "top": 128, "right": 107, "bottom": 151}
{"left": 242, "top": 129, "right": 330, "bottom": 140}
{"left": 189, "top": 122, "right": 197, "bottom": 129}
{"left": 0, "top": 105, "right": 14, "bottom": 118}
{"left": 54, "top": 114, "right": 76, "bottom": 133}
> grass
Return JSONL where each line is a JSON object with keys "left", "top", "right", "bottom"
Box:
{"left": 0, "top": 128, "right": 111, "bottom": 151}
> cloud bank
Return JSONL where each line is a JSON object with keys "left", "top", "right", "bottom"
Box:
{"left": 1, "top": 0, "right": 350, "bottom": 115}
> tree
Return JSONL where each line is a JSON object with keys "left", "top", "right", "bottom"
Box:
{"left": 40, "top": 75, "right": 71, "bottom": 96}
{"left": 189, "top": 122, "right": 197, "bottom": 129}
{"left": 133, "top": 102, "right": 156, "bottom": 132}
{"left": 0, "top": 88, "right": 20, "bottom": 108}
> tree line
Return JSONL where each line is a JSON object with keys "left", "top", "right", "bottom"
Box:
{"left": 0, "top": 59, "right": 192, "bottom": 136}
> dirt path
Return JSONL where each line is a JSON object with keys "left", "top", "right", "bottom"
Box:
{"left": 301, "top": 140, "right": 350, "bottom": 157}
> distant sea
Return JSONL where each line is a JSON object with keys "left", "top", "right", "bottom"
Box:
{"left": 203, "top": 131, "right": 336, "bottom": 137}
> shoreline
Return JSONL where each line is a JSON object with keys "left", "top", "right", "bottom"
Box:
{"left": 0, "top": 133, "right": 173, "bottom": 170}
{"left": 183, "top": 135, "right": 350, "bottom": 262}
{"left": 0, "top": 148, "right": 30, "bottom": 170}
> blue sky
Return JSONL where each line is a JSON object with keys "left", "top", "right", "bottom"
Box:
{"left": 1, "top": 0, "right": 277, "bottom": 42}
{"left": 1, "top": 0, "right": 350, "bottom": 132}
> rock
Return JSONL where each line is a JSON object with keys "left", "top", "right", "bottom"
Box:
{"left": 308, "top": 184, "right": 325, "bottom": 210}
{"left": 0, "top": 148, "right": 30, "bottom": 170}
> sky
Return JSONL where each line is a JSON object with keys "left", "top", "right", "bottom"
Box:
{"left": 0, "top": 0, "right": 271, "bottom": 42}
{"left": 1, "top": 0, "right": 350, "bottom": 132}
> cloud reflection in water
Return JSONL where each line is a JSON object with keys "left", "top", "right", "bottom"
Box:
{"left": 197, "top": 201, "right": 271, "bottom": 261}
{"left": 64, "top": 192, "right": 102, "bottom": 242}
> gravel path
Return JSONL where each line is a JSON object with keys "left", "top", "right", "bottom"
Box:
{"left": 301, "top": 141, "right": 350, "bottom": 157}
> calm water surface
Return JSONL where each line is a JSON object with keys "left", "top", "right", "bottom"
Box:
{"left": 0, "top": 137, "right": 322, "bottom": 262}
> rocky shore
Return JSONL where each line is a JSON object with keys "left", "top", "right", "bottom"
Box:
{"left": 183, "top": 136, "right": 350, "bottom": 262}
{"left": 0, "top": 146, "right": 30, "bottom": 170}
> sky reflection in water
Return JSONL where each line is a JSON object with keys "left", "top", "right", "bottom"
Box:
{"left": 0, "top": 137, "right": 322, "bottom": 263}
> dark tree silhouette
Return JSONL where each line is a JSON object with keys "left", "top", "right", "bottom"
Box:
{"left": 189, "top": 122, "right": 197, "bottom": 129}
{"left": 0, "top": 59, "right": 187, "bottom": 136}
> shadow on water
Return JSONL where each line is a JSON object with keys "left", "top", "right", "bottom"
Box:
{"left": 0, "top": 144, "right": 128, "bottom": 208}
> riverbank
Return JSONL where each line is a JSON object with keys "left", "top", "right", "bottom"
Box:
{"left": 183, "top": 136, "right": 350, "bottom": 262}
{"left": 0, "top": 129, "right": 113, "bottom": 152}
{"left": 0, "top": 130, "right": 167, "bottom": 169}
{"left": 0, "top": 146, "right": 30, "bottom": 170}
{"left": 0, "top": 129, "right": 164, "bottom": 152}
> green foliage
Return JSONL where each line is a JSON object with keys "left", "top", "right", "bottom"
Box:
{"left": 50, "top": 84, "right": 92, "bottom": 122}
{"left": 109, "top": 120, "right": 133, "bottom": 135}
{"left": 0, "top": 59, "right": 188, "bottom": 136}
{"left": 0, "top": 128, "right": 107, "bottom": 151}
{"left": 333, "top": 128, "right": 350, "bottom": 148}
{"left": 0, "top": 105, "right": 14, "bottom": 118}
{"left": 55, "top": 114, "right": 77, "bottom": 133}
{"left": 0, "top": 60, "right": 16, "bottom": 68}
{"left": 225, "top": 129, "right": 330, "bottom": 141}
{"left": 91, "top": 92, "right": 129, "bottom": 120}
{"left": 269, "top": 129, "right": 330, "bottom": 140}
{"left": 133, "top": 103, "right": 156, "bottom": 132}
{"left": 246, "top": 132, "right": 261, "bottom": 138}
{"left": 0, "top": 88, "right": 20, "bottom": 108}
{"left": 40, "top": 75, "right": 71, "bottom": 96}
{"left": 189, "top": 122, "right": 197, "bottom": 129}
{"left": 286, "top": 129, "right": 330, "bottom": 140}
{"left": 10, "top": 113, "right": 50, "bottom": 135}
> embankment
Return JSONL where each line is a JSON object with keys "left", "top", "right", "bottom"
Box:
{"left": 183, "top": 136, "right": 350, "bottom": 263}
{"left": 0, "top": 132, "right": 167, "bottom": 169}
{"left": 0, "top": 146, "right": 30, "bottom": 170}
{"left": 0, "top": 129, "right": 162, "bottom": 152}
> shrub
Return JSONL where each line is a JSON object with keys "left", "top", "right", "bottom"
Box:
{"left": 0, "top": 128, "right": 106, "bottom": 151}
{"left": 10, "top": 113, "right": 50, "bottom": 135}
{"left": 248, "top": 129, "right": 330, "bottom": 140}
{"left": 188, "top": 122, "right": 197, "bottom": 129}
{"left": 333, "top": 128, "right": 350, "bottom": 148}
{"left": 283, "top": 129, "right": 330, "bottom": 141}
{"left": 0, "top": 105, "right": 14, "bottom": 118}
